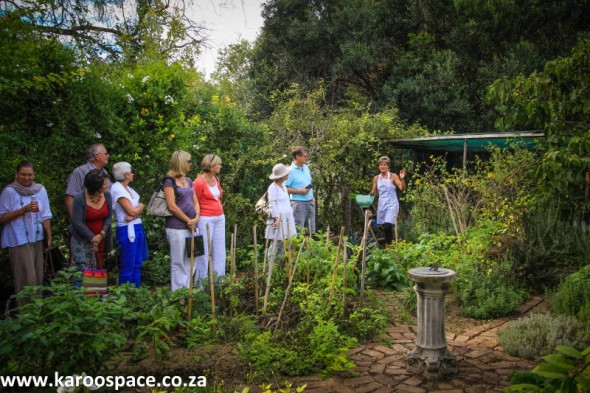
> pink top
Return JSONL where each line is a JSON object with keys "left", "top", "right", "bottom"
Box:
{"left": 193, "top": 176, "right": 223, "bottom": 216}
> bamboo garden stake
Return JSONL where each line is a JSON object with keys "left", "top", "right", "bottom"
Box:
{"left": 275, "top": 238, "right": 306, "bottom": 333}
{"left": 342, "top": 238, "right": 348, "bottom": 316}
{"left": 253, "top": 225, "right": 259, "bottom": 315}
{"left": 263, "top": 215, "right": 281, "bottom": 313}
{"left": 229, "top": 230, "right": 235, "bottom": 286}
{"left": 261, "top": 236, "right": 270, "bottom": 276}
{"left": 187, "top": 226, "right": 196, "bottom": 321}
{"left": 286, "top": 217, "right": 292, "bottom": 278}
{"left": 232, "top": 224, "right": 237, "bottom": 278}
{"left": 206, "top": 223, "right": 215, "bottom": 318}
{"left": 306, "top": 221, "right": 312, "bottom": 285}
{"left": 328, "top": 226, "right": 345, "bottom": 304}
{"left": 360, "top": 209, "right": 369, "bottom": 306}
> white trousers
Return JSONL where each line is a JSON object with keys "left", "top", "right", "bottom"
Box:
{"left": 196, "top": 214, "right": 226, "bottom": 284}
{"left": 165, "top": 227, "right": 193, "bottom": 291}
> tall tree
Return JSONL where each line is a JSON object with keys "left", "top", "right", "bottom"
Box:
{"left": 0, "top": 0, "right": 207, "bottom": 63}
{"left": 488, "top": 37, "right": 590, "bottom": 207}
{"left": 250, "top": 0, "right": 590, "bottom": 132}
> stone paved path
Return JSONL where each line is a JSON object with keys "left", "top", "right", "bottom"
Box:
{"left": 268, "top": 296, "right": 545, "bottom": 393}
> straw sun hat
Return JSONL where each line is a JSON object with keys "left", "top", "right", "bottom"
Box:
{"left": 269, "top": 163, "right": 292, "bottom": 180}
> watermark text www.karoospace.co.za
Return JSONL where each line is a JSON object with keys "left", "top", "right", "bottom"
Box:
{"left": 1, "top": 372, "right": 207, "bottom": 391}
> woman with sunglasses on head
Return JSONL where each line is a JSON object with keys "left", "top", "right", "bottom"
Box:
{"left": 111, "top": 161, "right": 148, "bottom": 287}
{"left": 193, "top": 154, "right": 225, "bottom": 284}
{"left": 164, "top": 151, "right": 200, "bottom": 291}
{"left": 0, "top": 161, "right": 53, "bottom": 307}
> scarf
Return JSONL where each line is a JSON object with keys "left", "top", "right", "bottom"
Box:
{"left": 6, "top": 181, "right": 43, "bottom": 196}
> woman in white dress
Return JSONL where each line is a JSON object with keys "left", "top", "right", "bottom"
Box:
{"left": 265, "top": 163, "right": 297, "bottom": 257}
{"left": 370, "top": 156, "right": 406, "bottom": 245}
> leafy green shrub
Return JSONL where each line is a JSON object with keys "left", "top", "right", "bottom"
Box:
{"left": 0, "top": 273, "right": 126, "bottom": 375}
{"left": 511, "top": 203, "right": 590, "bottom": 289}
{"left": 498, "top": 313, "right": 589, "bottom": 360}
{"left": 550, "top": 265, "right": 590, "bottom": 323}
{"left": 236, "top": 331, "right": 302, "bottom": 379}
{"left": 141, "top": 251, "right": 171, "bottom": 287}
{"left": 344, "top": 307, "right": 388, "bottom": 341}
{"left": 365, "top": 246, "right": 411, "bottom": 291}
{"left": 506, "top": 345, "right": 590, "bottom": 393}
{"left": 457, "top": 269, "right": 526, "bottom": 319}
{"left": 307, "top": 320, "right": 357, "bottom": 376}
{"left": 399, "top": 286, "right": 417, "bottom": 314}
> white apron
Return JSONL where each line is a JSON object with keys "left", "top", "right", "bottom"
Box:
{"left": 377, "top": 172, "right": 399, "bottom": 225}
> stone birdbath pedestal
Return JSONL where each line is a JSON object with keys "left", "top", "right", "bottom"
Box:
{"left": 406, "top": 266, "right": 458, "bottom": 380}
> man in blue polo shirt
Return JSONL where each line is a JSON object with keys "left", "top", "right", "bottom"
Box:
{"left": 285, "top": 146, "right": 316, "bottom": 234}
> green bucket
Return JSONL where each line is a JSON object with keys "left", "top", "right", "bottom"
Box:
{"left": 355, "top": 194, "right": 375, "bottom": 208}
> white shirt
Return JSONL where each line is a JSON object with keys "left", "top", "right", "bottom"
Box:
{"left": 111, "top": 182, "right": 142, "bottom": 227}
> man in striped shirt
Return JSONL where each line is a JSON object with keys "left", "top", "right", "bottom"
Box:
{"left": 65, "top": 144, "right": 111, "bottom": 219}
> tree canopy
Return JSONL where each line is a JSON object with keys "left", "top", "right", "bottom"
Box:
{"left": 248, "top": 0, "right": 590, "bottom": 131}
{"left": 0, "top": 0, "right": 207, "bottom": 63}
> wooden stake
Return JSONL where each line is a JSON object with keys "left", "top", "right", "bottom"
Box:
{"left": 229, "top": 230, "right": 235, "bottom": 286}
{"left": 231, "top": 224, "right": 237, "bottom": 280}
{"left": 286, "top": 217, "right": 292, "bottom": 278}
{"left": 206, "top": 223, "right": 215, "bottom": 318}
{"left": 275, "top": 238, "right": 306, "bottom": 332}
{"left": 261, "top": 236, "right": 269, "bottom": 276}
{"left": 360, "top": 209, "right": 369, "bottom": 306}
{"left": 306, "top": 227, "right": 311, "bottom": 286}
{"left": 263, "top": 216, "right": 281, "bottom": 313}
{"left": 188, "top": 226, "right": 196, "bottom": 321}
{"left": 328, "top": 226, "right": 345, "bottom": 303}
{"left": 342, "top": 237, "right": 348, "bottom": 316}
{"left": 253, "top": 225, "right": 259, "bottom": 315}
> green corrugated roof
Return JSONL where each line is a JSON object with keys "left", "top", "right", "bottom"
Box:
{"left": 385, "top": 131, "right": 544, "bottom": 152}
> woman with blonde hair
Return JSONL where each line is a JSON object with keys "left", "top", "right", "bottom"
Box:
{"left": 193, "top": 154, "right": 225, "bottom": 283}
{"left": 370, "top": 156, "right": 406, "bottom": 245}
{"left": 164, "top": 151, "right": 200, "bottom": 291}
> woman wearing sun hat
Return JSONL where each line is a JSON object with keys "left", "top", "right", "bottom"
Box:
{"left": 265, "top": 163, "right": 297, "bottom": 256}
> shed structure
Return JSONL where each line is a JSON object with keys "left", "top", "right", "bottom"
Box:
{"left": 384, "top": 131, "right": 544, "bottom": 169}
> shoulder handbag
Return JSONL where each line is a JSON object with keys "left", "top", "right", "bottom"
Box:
{"left": 82, "top": 252, "right": 108, "bottom": 296}
{"left": 147, "top": 176, "right": 177, "bottom": 217}
{"left": 255, "top": 190, "right": 272, "bottom": 221}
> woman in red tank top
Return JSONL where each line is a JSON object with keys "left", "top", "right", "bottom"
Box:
{"left": 68, "top": 169, "right": 113, "bottom": 271}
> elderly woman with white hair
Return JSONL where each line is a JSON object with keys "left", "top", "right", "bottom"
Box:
{"left": 111, "top": 161, "right": 148, "bottom": 287}
{"left": 265, "top": 163, "right": 297, "bottom": 257}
